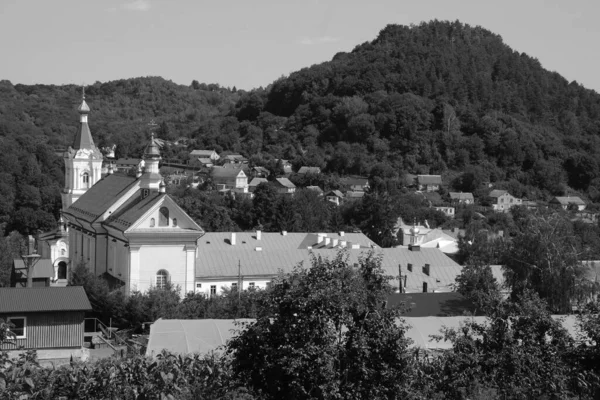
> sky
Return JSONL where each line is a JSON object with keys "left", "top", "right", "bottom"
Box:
{"left": 1, "top": 0, "right": 600, "bottom": 92}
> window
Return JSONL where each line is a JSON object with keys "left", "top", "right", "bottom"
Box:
{"left": 172, "top": 218, "right": 177, "bottom": 227}
{"left": 150, "top": 218, "right": 155, "bottom": 227}
{"left": 422, "top": 282, "right": 428, "bottom": 293}
{"left": 195, "top": 283, "right": 202, "bottom": 289}
{"left": 57, "top": 261, "right": 67, "bottom": 280}
{"left": 231, "top": 282, "right": 238, "bottom": 291}
{"left": 156, "top": 269, "right": 169, "bottom": 289}
{"left": 7, "top": 317, "right": 26, "bottom": 339}
{"left": 159, "top": 207, "right": 169, "bottom": 226}
{"left": 248, "top": 282, "right": 255, "bottom": 289}
{"left": 210, "top": 285, "right": 217, "bottom": 296}
{"left": 82, "top": 172, "right": 90, "bottom": 187}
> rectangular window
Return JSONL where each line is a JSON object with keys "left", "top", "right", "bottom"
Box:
{"left": 7, "top": 316, "right": 26, "bottom": 339}
{"left": 195, "top": 283, "right": 202, "bottom": 289}
{"left": 248, "top": 282, "right": 255, "bottom": 289}
{"left": 210, "top": 285, "right": 217, "bottom": 296}
{"left": 231, "top": 283, "right": 238, "bottom": 291}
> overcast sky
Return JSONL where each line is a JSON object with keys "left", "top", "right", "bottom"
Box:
{"left": 1, "top": 0, "right": 599, "bottom": 92}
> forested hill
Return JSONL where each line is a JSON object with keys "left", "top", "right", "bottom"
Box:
{"left": 2, "top": 20, "right": 600, "bottom": 236}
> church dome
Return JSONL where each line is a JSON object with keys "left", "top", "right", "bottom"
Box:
{"left": 144, "top": 134, "right": 161, "bottom": 158}
{"left": 77, "top": 99, "right": 90, "bottom": 114}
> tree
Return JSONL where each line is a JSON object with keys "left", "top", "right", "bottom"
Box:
{"left": 227, "top": 251, "right": 414, "bottom": 399}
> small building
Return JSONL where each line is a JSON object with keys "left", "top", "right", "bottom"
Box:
{"left": 275, "top": 159, "right": 293, "bottom": 174}
{"left": 434, "top": 206, "right": 455, "bottom": 218}
{"left": 115, "top": 158, "right": 143, "bottom": 173}
{"left": 211, "top": 167, "right": 248, "bottom": 193}
{"left": 549, "top": 196, "right": 586, "bottom": 211}
{"left": 249, "top": 177, "right": 268, "bottom": 193}
{"left": 189, "top": 150, "right": 219, "bottom": 163}
{"left": 11, "top": 259, "right": 68, "bottom": 288}
{"left": 324, "top": 190, "right": 344, "bottom": 206}
{"left": 449, "top": 192, "right": 474, "bottom": 205}
{"left": 196, "top": 158, "right": 214, "bottom": 168}
{"left": 488, "top": 190, "right": 521, "bottom": 212}
{"left": 340, "top": 176, "right": 370, "bottom": 192}
{"left": 0, "top": 286, "right": 92, "bottom": 360}
{"left": 297, "top": 166, "right": 321, "bottom": 175}
{"left": 417, "top": 175, "right": 443, "bottom": 192}
{"left": 344, "top": 191, "right": 365, "bottom": 201}
{"left": 252, "top": 166, "right": 270, "bottom": 178}
{"left": 274, "top": 177, "right": 296, "bottom": 194}
{"left": 222, "top": 154, "right": 248, "bottom": 164}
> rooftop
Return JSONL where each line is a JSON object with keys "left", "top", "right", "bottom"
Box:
{"left": 0, "top": 286, "right": 92, "bottom": 313}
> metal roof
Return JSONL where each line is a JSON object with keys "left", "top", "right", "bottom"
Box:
{"left": 488, "top": 189, "right": 509, "bottom": 198}
{"left": 0, "top": 286, "right": 92, "bottom": 313}
{"left": 449, "top": 192, "right": 474, "bottom": 200}
{"left": 103, "top": 191, "right": 165, "bottom": 232}
{"left": 417, "top": 175, "right": 443, "bottom": 185}
{"left": 275, "top": 177, "right": 295, "bottom": 188}
{"left": 552, "top": 196, "right": 586, "bottom": 205}
{"left": 13, "top": 259, "right": 55, "bottom": 279}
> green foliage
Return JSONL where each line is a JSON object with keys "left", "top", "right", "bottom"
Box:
{"left": 227, "top": 251, "right": 415, "bottom": 399}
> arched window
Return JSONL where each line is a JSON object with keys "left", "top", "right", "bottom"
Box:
{"left": 159, "top": 207, "right": 169, "bottom": 226}
{"left": 82, "top": 172, "right": 90, "bottom": 188}
{"left": 156, "top": 269, "right": 169, "bottom": 289}
{"left": 150, "top": 218, "right": 155, "bottom": 227}
{"left": 172, "top": 218, "right": 177, "bottom": 227}
{"left": 57, "top": 262, "right": 67, "bottom": 280}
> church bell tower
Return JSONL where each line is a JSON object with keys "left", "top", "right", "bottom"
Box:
{"left": 61, "top": 88, "right": 103, "bottom": 210}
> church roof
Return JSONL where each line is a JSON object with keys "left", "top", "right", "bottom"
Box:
{"left": 104, "top": 191, "right": 165, "bottom": 232}
{"left": 64, "top": 174, "right": 137, "bottom": 223}
{"left": 72, "top": 97, "right": 95, "bottom": 150}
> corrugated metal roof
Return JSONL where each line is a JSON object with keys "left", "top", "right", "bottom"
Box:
{"left": 275, "top": 177, "right": 295, "bottom": 188}
{"left": 190, "top": 150, "right": 217, "bottom": 157}
{"left": 64, "top": 174, "right": 137, "bottom": 223}
{"left": 249, "top": 178, "right": 268, "bottom": 187}
{"left": 489, "top": 189, "right": 508, "bottom": 198}
{"left": 0, "top": 286, "right": 92, "bottom": 313}
{"left": 104, "top": 191, "right": 165, "bottom": 232}
{"left": 552, "top": 196, "right": 586, "bottom": 205}
{"left": 449, "top": 192, "right": 474, "bottom": 200}
{"left": 387, "top": 293, "right": 478, "bottom": 316}
{"left": 417, "top": 175, "right": 442, "bottom": 185}
{"left": 212, "top": 167, "right": 245, "bottom": 179}
{"left": 13, "top": 259, "right": 55, "bottom": 279}
{"left": 298, "top": 166, "right": 321, "bottom": 174}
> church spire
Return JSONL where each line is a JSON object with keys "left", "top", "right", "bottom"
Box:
{"left": 140, "top": 120, "right": 162, "bottom": 190}
{"left": 72, "top": 86, "right": 95, "bottom": 150}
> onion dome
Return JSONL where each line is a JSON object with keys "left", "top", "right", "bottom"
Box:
{"left": 144, "top": 133, "right": 161, "bottom": 158}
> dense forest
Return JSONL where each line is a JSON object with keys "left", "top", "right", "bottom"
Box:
{"left": 1, "top": 19, "right": 600, "bottom": 237}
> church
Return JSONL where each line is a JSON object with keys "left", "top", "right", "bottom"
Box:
{"left": 42, "top": 93, "right": 204, "bottom": 294}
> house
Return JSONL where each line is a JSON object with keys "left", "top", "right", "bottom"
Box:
{"left": 0, "top": 286, "right": 92, "bottom": 361}
{"left": 194, "top": 231, "right": 462, "bottom": 296}
{"left": 344, "top": 191, "right": 365, "bottom": 201}
{"left": 396, "top": 219, "right": 459, "bottom": 254}
{"left": 115, "top": 158, "right": 143, "bottom": 174}
{"left": 340, "top": 176, "right": 370, "bottom": 192}
{"left": 248, "top": 177, "right": 268, "bottom": 193}
{"left": 434, "top": 206, "right": 455, "bottom": 218}
{"left": 273, "top": 177, "right": 296, "bottom": 194}
{"left": 488, "top": 190, "right": 522, "bottom": 212}
{"left": 417, "top": 175, "right": 443, "bottom": 192}
{"left": 211, "top": 167, "right": 248, "bottom": 193}
{"left": 222, "top": 154, "right": 248, "bottom": 164}
{"left": 386, "top": 292, "right": 481, "bottom": 316}
{"left": 324, "top": 190, "right": 344, "bottom": 206}
{"left": 251, "top": 166, "right": 270, "bottom": 178}
{"left": 449, "top": 192, "right": 474, "bottom": 205}
{"left": 196, "top": 158, "right": 214, "bottom": 168}
{"left": 549, "top": 196, "right": 586, "bottom": 211}
{"left": 189, "top": 150, "right": 219, "bottom": 163}
{"left": 297, "top": 166, "right": 321, "bottom": 175}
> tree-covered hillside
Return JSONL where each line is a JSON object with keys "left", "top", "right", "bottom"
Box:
{"left": 2, "top": 20, "right": 600, "bottom": 238}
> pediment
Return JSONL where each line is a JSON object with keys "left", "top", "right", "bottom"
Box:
{"left": 126, "top": 195, "right": 203, "bottom": 233}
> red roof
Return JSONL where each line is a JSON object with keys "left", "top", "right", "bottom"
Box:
{"left": 0, "top": 286, "right": 92, "bottom": 313}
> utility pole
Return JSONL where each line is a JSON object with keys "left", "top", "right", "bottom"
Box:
{"left": 398, "top": 263, "right": 403, "bottom": 293}
{"left": 238, "top": 260, "right": 241, "bottom": 301}
{"left": 21, "top": 235, "right": 41, "bottom": 288}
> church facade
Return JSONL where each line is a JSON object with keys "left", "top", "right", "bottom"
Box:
{"left": 57, "top": 94, "right": 204, "bottom": 294}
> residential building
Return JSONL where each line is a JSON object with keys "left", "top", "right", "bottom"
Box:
{"left": 417, "top": 175, "right": 443, "bottom": 192}
{"left": 194, "top": 231, "right": 462, "bottom": 296}
{"left": 488, "top": 189, "right": 522, "bottom": 211}
{"left": 273, "top": 177, "right": 296, "bottom": 194}
{"left": 275, "top": 159, "right": 293, "bottom": 174}
{"left": 222, "top": 154, "right": 248, "bottom": 164}
{"left": 324, "top": 190, "right": 344, "bottom": 206}
{"left": 189, "top": 150, "right": 219, "bottom": 163}
{"left": 297, "top": 166, "right": 321, "bottom": 175}
{"left": 549, "top": 196, "right": 586, "bottom": 211}
{"left": 114, "top": 158, "right": 143, "bottom": 174}
{"left": 251, "top": 166, "right": 270, "bottom": 178}
{"left": 344, "top": 191, "right": 365, "bottom": 201}
{"left": 340, "top": 176, "right": 370, "bottom": 192}
{"left": 0, "top": 286, "right": 92, "bottom": 361}
{"left": 211, "top": 167, "right": 249, "bottom": 193}
{"left": 248, "top": 177, "right": 268, "bottom": 193}
{"left": 434, "top": 206, "right": 455, "bottom": 218}
{"left": 449, "top": 192, "right": 474, "bottom": 205}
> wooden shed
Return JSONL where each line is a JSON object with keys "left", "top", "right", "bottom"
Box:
{"left": 0, "top": 286, "right": 92, "bottom": 351}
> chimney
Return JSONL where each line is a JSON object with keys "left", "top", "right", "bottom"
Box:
{"left": 281, "top": 230, "right": 287, "bottom": 236}
{"left": 325, "top": 237, "right": 331, "bottom": 246}
{"left": 351, "top": 243, "right": 360, "bottom": 249}
{"left": 340, "top": 240, "right": 347, "bottom": 248}
{"left": 422, "top": 264, "right": 430, "bottom": 276}
{"left": 339, "top": 231, "right": 345, "bottom": 237}
{"left": 409, "top": 244, "right": 421, "bottom": 251}
{"left": 255, "top": 247, "right": 262, "bottom": 251}
{"left": 231, "top": 233, "right": 236, "bottom": 246}
{"left": 332, "top": 239, "right": 339, "bottom": 247}
{"left": 317, "top": 234, "right": 324, "bottom": 244}
{"left": 307, "top": 246, "right": 312, "bottom": 250}
{"left": 256, "top": 230, "right": 262, "bottom": 241}
{"left": 407, "top": 263, "right": 413, "bottom": 272}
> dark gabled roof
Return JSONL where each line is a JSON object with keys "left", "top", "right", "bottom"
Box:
{"left": 13, "top": 259, "right": 55, "bottom": 279}
{"left": 64, "top": 174, "right": 137, "bottom": 223}
{"left": 417, "top": 175, "right": 443, "bottom": 185}
{"left": 104, "top": 191, "right": 165, "bottom": 232}
{"left": 449, "top": 192, "right": 474, "bottom": 200}
{"left": 488, "top": 189, "right": 508, "bottom": 198}
{"left": 325, "top": 190, "right": 344, "bottom": 198}
{"left": 275, "top": 177, "right": 296, "bottom": 188}
{"left": 73, "top": 121, "right": 95, "bottom": 150}
{"left": 211, "top": 167, "right": 245, "bottom": 179}
{"left": 249, "top": 177, "right": 268, "bottom": 187}
{"left": 386, "top": 292, "right": 480, "bottom": 317}
{"left": 190, "top": 150, "right": 217, "bottom": 157}
{"left": 551, "top": 196, "right": 586, "bottom": 205}
{"left": 298, "top": 166, "right": 321, "bottom": 174}
{"left": 340, "top": 176, "right": 369, "bottom": 186}
{"left": 0, "top": 286, "right": 92, "bottom": 313}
